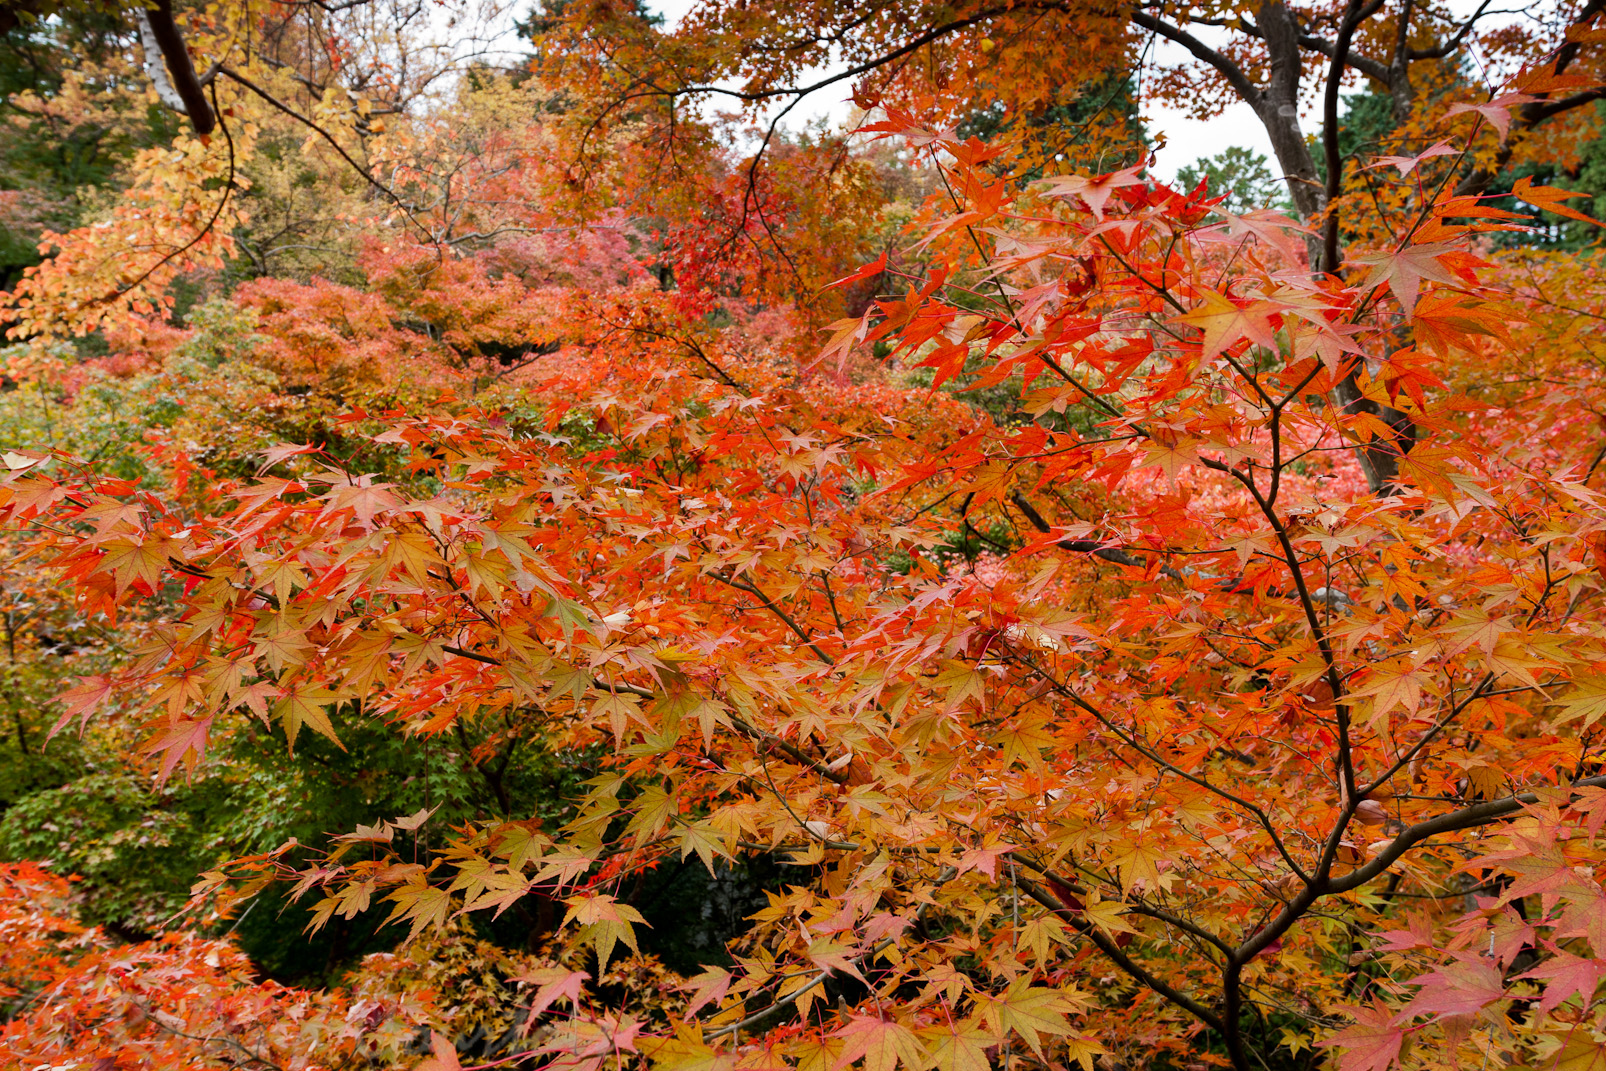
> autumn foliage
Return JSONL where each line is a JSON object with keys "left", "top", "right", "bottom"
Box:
{"left": 5, "top": 0, "right": 1606, "bottom": 1069}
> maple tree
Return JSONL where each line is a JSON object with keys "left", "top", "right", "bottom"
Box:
{"left": 0, "top": 855, "right": 705, "bottom": 1066}
{"left": 3, "top": 91, "right": 1606, "bottom": 1071}
{"left": 0, "top": 858, "right": 434, "bottom": 1067}
{"left": 5, "top": 0, "right": 1606, "bottom": 1067}
{"left": 535, "top": 0, "right": 1606, "bottom": 200}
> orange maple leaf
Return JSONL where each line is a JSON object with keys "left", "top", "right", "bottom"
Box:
{"left": 1175, "top": 289, "right": 1279, "bottom": 359}
{"left": 1354, "top": 242, "right": 1460, "bottom": 312}
{"left": 1510, "top": 175, "right": 1605, "bottom": 228}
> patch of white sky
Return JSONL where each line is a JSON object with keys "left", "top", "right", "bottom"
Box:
{"left": 635, "top": 0, "right": 1546, "bottom": 182}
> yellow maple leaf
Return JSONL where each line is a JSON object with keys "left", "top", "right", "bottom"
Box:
{"left": 563, "top": 892, "right": 648, "bottom": 972}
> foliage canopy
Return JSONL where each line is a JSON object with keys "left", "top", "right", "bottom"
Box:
{"left": 3, "top": 1, "right": 1606, "bottom": 1070}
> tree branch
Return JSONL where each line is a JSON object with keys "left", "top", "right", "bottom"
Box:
{"left": 1129, "top": 12, "right": 1263, "bottom": 108}
{"left": 1327, "top": 772, "right": 1606, "bottom": 894}
{"left": 1321, "top": 0, "right": 1368, "bottom": 273}
{"left": 1015, "top": 874, "right": 1227, "bottom": 1033}
{"left": 1009, "top": 491, "right": 1185, "bottom": 580}
{"left": 1297, "top": 32, "right": 1391, "bottom": 83}
{"left": 141, "top": 0, "right": 216, "bottom": 135}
